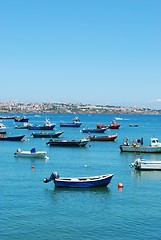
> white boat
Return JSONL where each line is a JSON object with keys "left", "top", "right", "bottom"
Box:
{"left": 0, "top": 122, "right": 6, "bottom": 129}
{"left": 130, "top": 158, "right": 161, "bottom": 170}
{"left": 14, "top": 148, "right": 48, "bottom": 158}
{"left": 120, "top": 137, "right": 161, "bottom": 153}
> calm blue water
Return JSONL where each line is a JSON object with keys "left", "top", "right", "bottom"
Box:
{"left": 1, "top": 113, "right": 161, "bottom": 239}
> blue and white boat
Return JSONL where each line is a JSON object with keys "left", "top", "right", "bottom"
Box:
{"left": 60, "top": 117, "right": 82, "bottom": 127}
{"left": 81, "top": 128, "right": 107, "bottom": 133}
{"left": 44, "top": 172, "right": 114, "bottom": 188}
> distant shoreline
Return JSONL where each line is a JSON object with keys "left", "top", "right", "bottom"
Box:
{"left": 0, "top": 101, "right": 161, "bottom": 115}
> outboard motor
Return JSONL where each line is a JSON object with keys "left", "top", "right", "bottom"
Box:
{"left": 44, "top": 172, "right": 60, "bottom": 183}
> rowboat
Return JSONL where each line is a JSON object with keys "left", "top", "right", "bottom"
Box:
{"left": 32, "top": 131, "right": 63, "bottom": 138}
{"left": 130, "top": 158, "right": 161, "bottom": 170}
{"left": 88, "top": 134, "right": 117, "bottom": 141}
{"left": 0, "top": 115, "right": 15, "bottom": 120}
{"left": 46, "top": 138, "right": 89, "bottom": 147}
{"left": 14, "top": 148, "right": 47, "bottom": 158}
{"left": 0, "top": 135, "right": 25, "bottom": 141}
{"left": 81, "top": 128, "right": 107, "bottom": 133}
{"left": 120, "top": 137, "right": 161, "bottom": 153}
{"left": 44, "top": 172, "right": 114, "bottom": 188}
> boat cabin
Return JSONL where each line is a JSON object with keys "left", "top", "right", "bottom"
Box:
{"left": 150, "top": 137, "right": 161, "bottom": 147}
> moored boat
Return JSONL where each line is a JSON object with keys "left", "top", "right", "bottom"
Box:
{"left": 130, "top": 158, "right": 161, "bottom": 170}
{"left": 46, "top": 138, "right": 89, "bottom": 147}
{"left": 14, "top": 148, "right": 47, "bottom": 158}
{"left": 44, "top": 172, "right": 114, "bottom": 188}
{"left": 60, "top": 117, "right": 82, "bottom": 127}
{"left": 0, "top": 134, "right": 25, "bottom": 141}
{"left": 120, "top": 137, "right": 161, "bottom": 153}
{"left": 32, "top": 131, "right": 63, "bottom": 138}
{"left": 97, "top": 121, "right": 120, "bottom": 129}
{"left": 14, "top": 116, "right": 29, "bottom": 122}
{"left": 88, "top": 134, "right": 117, "bottom": 141}
{"left": 28, "top": 119, "right": 55, "bottom": 130}
{"left": 81, "top": 128, "right": 107, "bottom": 133}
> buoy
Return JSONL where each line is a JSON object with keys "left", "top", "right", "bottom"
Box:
{"left": 31, "top": 165, "right": 35, "bottom": 169}
{"left": 118, "top": 182, "right": 123, "bottom": 188}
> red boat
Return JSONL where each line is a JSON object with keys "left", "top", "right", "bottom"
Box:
{"left": 97, "top": 121, "right": 120, "bottom": 130}
{"left": 88, "top": 134, "right": 117, "bottom": 141}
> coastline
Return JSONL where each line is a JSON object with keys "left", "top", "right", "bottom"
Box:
{"left": 0, "top": 101, "right": 160, "bottom": 115}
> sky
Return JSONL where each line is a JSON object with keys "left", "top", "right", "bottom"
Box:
{"left": 0, "top": 0, "right": 161, "bottom": 109}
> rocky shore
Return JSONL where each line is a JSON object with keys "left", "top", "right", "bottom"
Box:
{"left": 0, "top": 101, "right": 160, "bottom": 115}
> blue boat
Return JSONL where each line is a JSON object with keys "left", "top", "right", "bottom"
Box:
{"left": 28, "top": 119, "right": 55, "bottom": 131}
{"left": 0, "top": 134, "right": 25, "bottom": 141}
{"left": 81, "top": 128, "right": 107, "bottom": 133}
{"left": 44, "top": 172, "right": 114, "bottom": 188}
{"left": 46, "top": 138, "right": 89, "bottom": 147}
{"left": 60, "top": 117, "right": 82, "bottom": 127}
{"left": 14, "top": 116, "right": 29, "bottom": 122}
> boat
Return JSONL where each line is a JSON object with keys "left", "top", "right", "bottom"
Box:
{"left": 60, "top": 117, "right": 82, "bottom": 127}
{"left": 130, "top": 158, "right": 161, "bottom": 170}
{"left": 97, "top": 121, "right": 120, "bottom": 129}
{"left": 0, "top": 115, "right": 15, "bottom": 120}
{"left": 120, "top": 137, "right": 161, "bottom": 153}
{"left": 14, "top": 116, "right": 29, "bottom": 122}
{"left": 32, "top": 131, "right": 64, "bottom": 138}
{"left": 81, "top": 128, "right": 107, "bottom": 133}
{"left": 46, "top": 138, "right": 89, "bottom": 147}
{"left": 0, "top": 134, "right": 25, "bottom": 141}
{"left": 0, "top": 122, "right": 6, "bottom": 129}
{"left": 44, "top": 172, "right": 114, "bottom": 188}
{"left": 14, "top": 122, "right": 32, "bottom": 129}
{"left": 14, "top": 148, "right": 47, "bottom": 158}
{"left": 28, "top": 119, "right": 55, "bottom": 130}
{"left": 129, "top": 124, "right": 138, "bottom": 127}
{"left": 88, "top": 134, "right": 117, "bottom": 141}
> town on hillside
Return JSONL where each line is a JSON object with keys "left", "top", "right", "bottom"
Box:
{"left": 0, "top": 101, "right": 160, "bottom": 114}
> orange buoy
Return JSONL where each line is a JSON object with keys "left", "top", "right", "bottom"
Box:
{"left": 118, "top": 182, "right": 123, "bottom": 188}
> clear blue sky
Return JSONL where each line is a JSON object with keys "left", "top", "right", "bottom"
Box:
{"left": 0, "top": 0, "right": 161, "bottom": 109}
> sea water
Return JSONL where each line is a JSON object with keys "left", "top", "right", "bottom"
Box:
{"left": 1, "top": 113, "right": 161, "bottom": 240}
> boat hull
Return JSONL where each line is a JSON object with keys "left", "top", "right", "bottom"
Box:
{"left": 54, "top": 174, "right": 114, "bottom": 188}
{"left": 32, "top": 131, "right": 63, "bottom": 138}
{"left": 60, "top": 122, "right": 82, "bottom": 127}
{"left": 88, "top": 134, "right": 117, "bottom": 141}
{"left": 14, "top": 151, "right": 47, "bottom": 158}
{"left": 46, "top": 139, "right": 89, "bottom": 147}
{"left": 0, "top": 135, "right": 25, "bottom": 141}
{"left": 120, "top": 145, "right": 161, "bottom": 153}
{"left": 82, "top": 128, "right": 107, "bottom": 133}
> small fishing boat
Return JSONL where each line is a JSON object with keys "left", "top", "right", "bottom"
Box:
{"left": 14, "top": 148, "right": 47, "bottom": 158}
{"left": 97, "top": 121, "right": 120, "bottom": 129}
{"left": 0, "top": 115, "right": 15, "bottom": 120}
{"left": 32, "top": 131, "right": 63, "bottom": 138}
{"left": 46, "top": 138, "right": 89, "bottom": 147}
{"left": 129, "top": 124, "right": 138, "bottom": 127}
{"left": 14, "top": 122, "right": 32, "bottom": 129}
{"left": 44, "top": 172, "right": 114, "bottom": 188}
{"left": 14, "top": 116, "right": 29, "bottom": 122}
{"left": 88, "top": 134, "right": 117, "bottom": 141}
{"left": 130, "top": 158, "right": 161, "bottom": 170}
{"left": 81, "top": 128, "right": 107, "bottom": 133}
{"left": 60, "top": 117, "right": 82, "bottom": 127}
{"left": 28, "top": 119, "right": 55, "bottom": 130}
{"left": 120, "top": 137, "right": 161, "bottom": 153}
{"left": 0, "top": 134, "right": 25, "bottom": 141}
{"left": 0, "top": 123, "right": 6, "bottom": 129}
